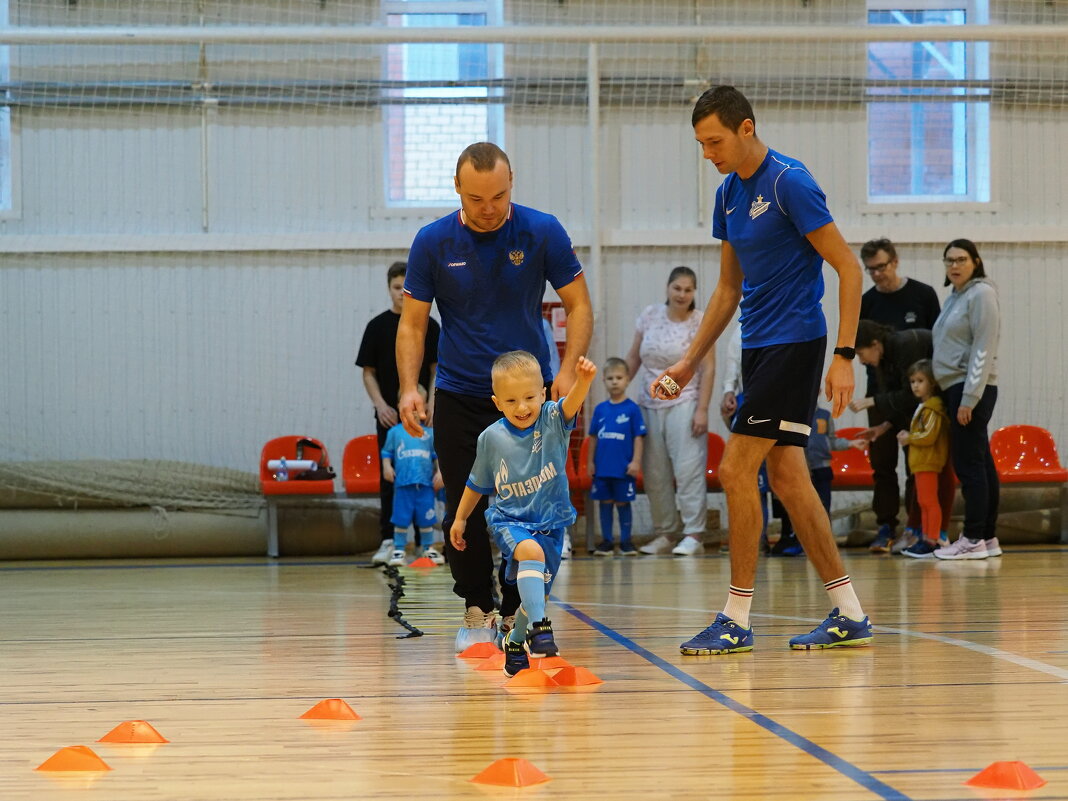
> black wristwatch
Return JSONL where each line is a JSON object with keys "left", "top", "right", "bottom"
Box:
{"left": 833, "top": 346, "right": 856, "bottom": 360}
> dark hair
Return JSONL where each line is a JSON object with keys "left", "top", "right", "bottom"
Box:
{"left": 603, "top": 357, "right": 629, "bottom": 374}
{"left": 387, "top": 261, "right": 406, "bottom": 284}
{"left": 906, "top": 359, "right": 941, "bottom": 396}
{"left": 942, "top": 238, "right": 987, "bottom": 287}
{"left": 855, "top": 319, "right": 894, "bottom": 349}
{"left": 456, "top": 142, "right": 511, "bottom": 177}
{"left": 860, "top": 237, "right": 897, "bottom": 263}
{"left": 666, "top": 265, "right": 697, "bottom": 311}
{"left": 691, "top": 85, "right": 756, "bottom": 133}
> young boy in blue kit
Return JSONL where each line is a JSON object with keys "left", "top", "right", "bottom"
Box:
{"left": 587, "top": 357, "right": 646, "bottom": 556}
{"left": 451, "top": 350, "right": 597, "bottom": 677}
{"left": 381, "top": 386, "right": 445, "bottom": 567}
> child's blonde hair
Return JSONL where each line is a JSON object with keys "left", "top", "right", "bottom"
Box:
{"left": 491, "top": 350, "right": 542, "bottom": 383}
{"left": 906, "top": 359, "right": 940, "bottom": 395}
{"left": 602, "top": 356, "right": 629, "bottom": 375}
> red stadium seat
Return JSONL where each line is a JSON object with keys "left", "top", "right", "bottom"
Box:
{"left": 706, "top": 432, "right": 726, "bottom": 491}
{"left": 991, "top": 425, "right": 1068, "bottom": 484}
{"left": 342, "top": 435, "right": 381, "bottom": 495}
{"left": 259, "top": 435, "right": 336, "bottom": 556}
{"left": 830, "top": 426, "right": 875, "bottom": 488}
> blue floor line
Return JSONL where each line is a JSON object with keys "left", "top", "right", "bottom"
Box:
{"left": 553, "top": 597, "right": 913, "bottom": 801}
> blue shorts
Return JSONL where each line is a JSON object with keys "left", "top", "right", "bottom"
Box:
{"left": 391, "top": 485, "right": 436, "bottom": 530}
{"left": 492, "top": 525, "right": 564, "bottom": 593}
{"left": 590, "top": 476, "right": 637, "bottom": 503}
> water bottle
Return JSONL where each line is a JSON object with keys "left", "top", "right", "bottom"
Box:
{"left": 276, "top": 457, "right": 289, "bottom": 481}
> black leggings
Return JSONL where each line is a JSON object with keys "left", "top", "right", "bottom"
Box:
{"left": 944, "top": 383, "right": 1000, "bottom": 541}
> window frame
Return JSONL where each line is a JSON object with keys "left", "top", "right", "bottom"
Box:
{"left": 0, "top": 0, "right": 16, "bottom": 217}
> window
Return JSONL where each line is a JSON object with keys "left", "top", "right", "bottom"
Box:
{"left": 383, "top": 1, "right": 503, "bottom": 206}
{"left": 867, "top": 2, "right": 990, "bottom": 203}
{"left": 1, "top": 0, "right": 11, "bottom": 212}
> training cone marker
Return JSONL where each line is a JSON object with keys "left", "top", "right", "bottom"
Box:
{"left": 529, "top": 656, "right": 571, "bottom": 671}
{"left": 965, "top": 761, "right": 1046, "bottom": 790}
{"left": 300, "top": 699, "right": 361, "bottom": 720}
{"left": 36, "top": 746, "right": 111, "bottom": 772}
{"left": 474, "top": 654, "right": 507, "bottom": 671}
{"left": 551, "top": 666, "right": 604, "bottom": 686}
{"left": 504, "top": 669, "right": 558, "bottom": 689}
{"left": 98, "top": 720, "right": 169, "bottom": 744}
{"left": 471, "top": 758, "right": 551, "bottom": 787}
{"left": 457, "top": 642, "right": 499, "bottom": 659}
{"left": 407, "top": 556, "right": 437, "bottom": 569}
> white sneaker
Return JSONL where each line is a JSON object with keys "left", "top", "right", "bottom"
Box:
{"left": 891, "top": 529, "right": 918, "bottom": 555}
{"left": 455, "top": 607, "right": 498, "bottom": 653}
{"left": 421, "top": 546, "right": 446, "bottom": 565}
{"left": 984, "top": 537, "right": 1003, "bottom": 557}
{"left": 388, "top": 549, "right": 407, "bottom": 567}
{"left": 639, "top": 535, "right": 674, "bottom": 555}
{"left": 561, "top": 532, "right": 573, "bottom": 560}
{"left": 372, "top": 539, "right": 393, "bottom": 565}
{"left": 671, "top": 536, "right": 705, "bottom": 556}
{"left": 934, "top": 535, "right": 988, "bottom": 560}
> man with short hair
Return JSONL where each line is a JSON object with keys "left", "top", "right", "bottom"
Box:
{"left": 854, "top": 238, "right": 941, "bottom": 553}
{"left": 396, "top": 142, "right": 593, "bottom": 652}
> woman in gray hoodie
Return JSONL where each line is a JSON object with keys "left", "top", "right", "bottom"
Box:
{"left": 931, "top": 239, "right": 1001, "bottom": 560}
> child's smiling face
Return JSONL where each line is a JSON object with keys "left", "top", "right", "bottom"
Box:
{"left": 492, "top": 367, "right": 546, "bottom": 430}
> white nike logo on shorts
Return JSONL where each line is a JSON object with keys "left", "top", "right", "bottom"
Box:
{"left": 747, "top": 416, "right": 771, "bottom": 425}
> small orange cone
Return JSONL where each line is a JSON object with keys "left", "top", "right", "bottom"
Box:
{"left": 965, "top": 761, "right": 1046, "bottom": 790}
{"left": 98, "top": 720, "right": 169, "bottom": 744}
{"left": 457, "top": 642, "right": 499, "bottom": 659}
{"left": 36, "top": 746, "right": 111, "bottom": 772}
{"left": 474, "top": 654, "right": 507, "bottom": 671}
{"left": 408, "top": 556, "right": 437, "bottom": 569}
{"left": 299, "top": 699, "right": 361, "bottom": 720}
{"left": 471, "top": 757, "right": 551, "bottom": 787}
{"left": 530, "top": 656, "right": 571, "bottom": 671}
{"left": 504, "top": 669, "right": 558, "bottom": 689}
{"left": 552, "top": 666, "right": 604, "bottom": 686}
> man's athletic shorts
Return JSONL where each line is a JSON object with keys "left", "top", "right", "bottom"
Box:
{"left": 732, "top": 336, "right": 826, "bottom": 447}
{"left": 492, "top": 525, "right": 565, "bottom": 593}
{"left": 590, "top": 476, "right": 637, "bottom": 503}
{"left": 391, "top": 484, "right": 437, "bottom": 530}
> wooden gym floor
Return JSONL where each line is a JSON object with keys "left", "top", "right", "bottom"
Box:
{"left": 1, "top": 546, "right": 1067, "bottom": 800}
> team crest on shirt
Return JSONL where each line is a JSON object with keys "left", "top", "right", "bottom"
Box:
{"left": 531, "top": 430, "right": 543, "bottom": 454}
{"left": 615, "top": 413, "right": 629, "bottom": 425}
{"left": 509, "top": 249, "right": 525, "bottom": 266}
{"left": 749, "top": 194, "right": 770, "bottom": 220}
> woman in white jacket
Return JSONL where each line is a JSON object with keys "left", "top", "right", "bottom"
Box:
{"left": 931, "top": 239, "right": 1001, "bottom": 560}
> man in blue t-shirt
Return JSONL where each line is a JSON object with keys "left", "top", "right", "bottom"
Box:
{"left": 651, "top": 86, "right": 873, "bottom": 655}
{"left": 395, "top": 142, "right": 593, "bottom": 653}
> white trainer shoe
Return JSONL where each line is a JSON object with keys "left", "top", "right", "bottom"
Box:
{"left": 934, "top": 535, "right": 988, "bottom": 560}
{"left": 421, "top": 546, "right": 446, "bottom": 565}
{"left": 672, "top": 536, "right": 705, "bottom": 556}
{"left": 561, "top": 532, "right": 573, "bottom": 560}
{"left": 455, "top": 607, "right": 498, "bottom": 653}
{"left": 371, "top": 539, "right": 393, "bottom": 565}
{"left": 639, "top": 535, "right": 674, "bottom": 555}
{"left": 388, "top": 549, "right": 407, "bottom": 567}
{"left": 984, "top": 537, "right": 1003, "bottom": 557}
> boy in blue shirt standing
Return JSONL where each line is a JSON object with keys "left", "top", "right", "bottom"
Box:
{"left": 587, "top": 357, "right": 646, "bottom": 556}
{"left": 382, "top": 388, "right": 444, "bottom": 567}
{"left": 451, "top": 351, "right": 596, "bottom": 677}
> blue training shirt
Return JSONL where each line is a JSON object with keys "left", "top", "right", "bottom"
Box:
{"left": 381, "top": 424, "right": 436, "bottom": 487}
{"left": 467, "top": 399, "right": 577, "bottom": 531}
{"left": 712, "top": 149, "right": 834, "bottom": 348}
{"left": 588, "top": 398, "right": 646, "bottom": 478}
{"left": 404, "top": 204, "right": 583, "bottom": 396}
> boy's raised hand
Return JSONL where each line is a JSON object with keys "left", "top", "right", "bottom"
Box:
{"left": 575, "top": 355, "right": 597, "bottom": 383}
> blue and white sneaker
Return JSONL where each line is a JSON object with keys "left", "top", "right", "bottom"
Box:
{"left": 869, "top": 524, "right": 894, "bottom": 554}
{"left": 903, "top": 539, "right": 936, "bottom": 559}
{"left": 526, "top": 618, "right": 559, "bottom": 658}
{"left": 493, "top": 614, "right": 515, "bottom": 651}
{"left": 502, "top": 637, "right": 530, "bottom": 677}
{"left": 789, "top": 608, "right": 873, "bottom": 650}
{"left": 454, "top": 607, "right": 498, "bottom": 653}
{"left": 680, "top": 613, "right": 754, "bottom": 655}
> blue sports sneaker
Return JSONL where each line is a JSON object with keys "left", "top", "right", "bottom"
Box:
{"left": 679, "top": 613, "right": 754, "bottom": 655}
{"left": 869, "top": 524, "right": 894, "bottom": 554}
{"left": 526, "top": 618, "right": 559, "bottom": 658}
{"left": 503, "top": 637, "right": 530, "bottom": 677}
{"left": 789, "top": 608, "right": 873, "bottom": 650}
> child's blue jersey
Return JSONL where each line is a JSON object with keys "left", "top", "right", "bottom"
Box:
{"left": 588, "top": 398, "right": 646, "bottom": 478}
{"left": 381, "top": 425, "right": 436, "bottom": 487}
{"left": 467, "top": 399, "right": 577, "bottom": 531}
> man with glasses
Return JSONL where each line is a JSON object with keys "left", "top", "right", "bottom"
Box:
{"left": 856, "top": 238, "right": 941, "bottom": 553}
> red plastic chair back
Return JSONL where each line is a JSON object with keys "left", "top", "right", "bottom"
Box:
{"left": 706, "top": 432, "right": 726, "bottom": 490}
{"left": 991, "top": 425, "right": 1068, "bottom": 483}
{"left": 259, "top": 435, "right": 336, "bottom": 496}
{"left": 830, "top": 426, "right": 875, "bottom": 487}
{"left": 342, "top": 435, "right": 381, "bottom": 494}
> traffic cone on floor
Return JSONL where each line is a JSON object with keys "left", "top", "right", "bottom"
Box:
{"left": 36, "top": 746, "right": 111, "bottom": 772}
{"left": 552, "top": 666, "right": 604, "bottom": 686}
{"left": 529, "top": 656, "right": 571, "bottom": 671}
{"left": 408, "top": 556, "right": 437, "bottom": 568}
{"left": 965, "top": 761, "right": 1046, "bottom": 790}
{"left": 98, "top": 720, "right": 169, "bottom": 744}
{"left": 299, "top": 699, "right": 361, "bottom": 720}
{"left": 457, "top": 642, "right": 499, "bottom": 659}
{"left": 471, "top": 758, "right": 551, "bottom": 787}
{"left": 474, "top": 654, "right": 507, "bottom": 671}
{"left": 504, "top": 669, "right": 558, "bottom": 689}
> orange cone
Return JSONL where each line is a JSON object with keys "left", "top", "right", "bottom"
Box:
{"left": 504, "top": 669, "right": 558, "bottom": 689}
{"left": 457, "top": 642, "right": 499, "bottom": 659}
{"left": 36, "top": 746, "right": 111, "bottom": 772}
{"left": 552, "top": 666, "right": 604, "bottom": 686}
{"left": 530, "top": 656, "right": 571, "bottom": 671}
{"left": 98, "top": 720, "right": 169, "bottom": 744}
{"left": 471, "top": 758, "right": 551, "bottom": 787}
{"left": 408, "top": 556, "right": 438, "bottom": 569}
{"left": 299, "top": 699, "right": 361, "bottom": 720}
{"left": 965, "top": 761, "right": 1046, "bottom": 790}
{"left": 474, "top": 654, "right": 507, "bottom": 671}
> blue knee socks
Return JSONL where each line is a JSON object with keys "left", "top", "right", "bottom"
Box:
{"left": 617, "top": 503, "right": 633, "bottom": 544}
{"left": 516, "top": 559, "right": 547, "bottom": 624}
{"left": 599, "top": 503, "right": 615, "bottom": 544}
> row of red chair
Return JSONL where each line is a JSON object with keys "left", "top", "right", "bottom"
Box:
{"left": 259, "top": 434, "right": 382, "bottom": 497}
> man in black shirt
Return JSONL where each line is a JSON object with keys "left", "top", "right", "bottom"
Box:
{"left": 853, "top": 238, "right": 941, "bottom": 553}
{"left": 356, "top": 261, "right": 440, "bottom": 564}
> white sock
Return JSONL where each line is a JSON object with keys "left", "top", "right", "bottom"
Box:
{"left": 825, "top": 576, "right": 865, "bottom": 621}
{"left": 722, "top": 585, "right": 754, "bottom": 628}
